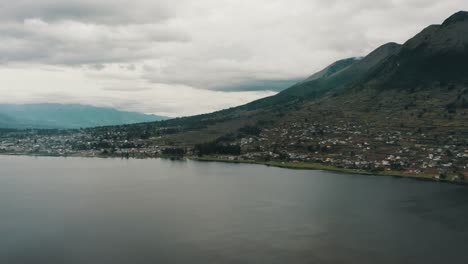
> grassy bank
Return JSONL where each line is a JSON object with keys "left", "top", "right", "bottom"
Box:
{"left": 190, "top": 156, "right": 464, "bottom": 184}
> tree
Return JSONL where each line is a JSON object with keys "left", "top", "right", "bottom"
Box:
{"left": 162, "top": 148, "right": 186, "bottom": 156}
{"left": 194, "top": 141, "right": 241, "bottom": 156}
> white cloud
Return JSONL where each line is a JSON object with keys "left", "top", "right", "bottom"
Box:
{"left": 0, "top": 64, "right": 275, "bottom": 117}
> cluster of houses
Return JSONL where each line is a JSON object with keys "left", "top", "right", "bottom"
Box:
{"left": 231, "top": 120, "right": 468, "bottom": 181}
{"left": 1, "top": 118, "right": 467, "bottom": 182}
{"left": 0, "top": 130, "right": 167, "bottom": 158}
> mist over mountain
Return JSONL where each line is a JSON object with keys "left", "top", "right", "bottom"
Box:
{"left": 212, "top": 79, "right": 303, "bottom": 92}
{"left": 0, "top": 103, "right": 168, "bottom": 129}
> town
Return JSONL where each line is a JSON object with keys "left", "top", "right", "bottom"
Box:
{"left": 1, "top": 116, "right": 467, "bottom": 183}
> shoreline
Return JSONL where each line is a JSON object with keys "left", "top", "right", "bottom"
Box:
{"left": 1, "top": 152, "right": 465, "bottom": 185}
{"left": 190, "top": 156, "right": 466, "bottom": 185}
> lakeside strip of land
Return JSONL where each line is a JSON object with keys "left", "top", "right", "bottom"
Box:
{"left": 2, "top": 152, "right": 465, "bottom": 185}
{"left": 190, "top": 156, "right": 454, "bottom": 183}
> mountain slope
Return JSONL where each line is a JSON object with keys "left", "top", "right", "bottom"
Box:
{"left": 118, "top": 11, "right": 467, "bottom": 148}
{"left": 220, "top": 42, "right": 402, "bottom": 113}
{"left": 142, "top": 41, "right": 403, "bottom": 131}
{"left": 59, "top": 11, "right": 468, "bottom": 137}
{"left": 281, "top": 42, "right": 401, "bottom": 97}
{"left": 85, "top": 40, "right": 406, "bottom": 145}
{"left": 0, "top": 104, "right": 168, "bottom": 129}
{"left": 363, "top": 11, "right": 468, "bottom": 89}
{"left": 303, "top": 57, "right": 360, "bottom": 82}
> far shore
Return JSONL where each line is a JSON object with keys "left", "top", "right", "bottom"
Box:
{"left": 1, "top": 152, "right": 465, "bottom": 185}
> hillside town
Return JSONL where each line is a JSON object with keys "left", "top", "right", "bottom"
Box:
{"left": 1, "top": 117, "right": 467, "bottom": 183}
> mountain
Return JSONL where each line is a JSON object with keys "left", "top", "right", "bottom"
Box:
{"left": 216, "top": 42, "right": 401, "bottom": 112}
{"left": 0, "top": 103, "right": 168, "bottom": 129}
{"left": 241, "top": 11, "right": 467, "bottom": 109}
{"left": 3, "top": 12, "right": 467, "bottom": 181}
{"left": 113, "top": 11, "right": 467, "bottom": 139}
{"left": 279, "top": 42, "right": 401, "bottom": 97}
{"left": 303, "top": 57, "right": 360, "bottom": 82}
{"left": 363, "top": 11, "right": 468, "bottom": 89}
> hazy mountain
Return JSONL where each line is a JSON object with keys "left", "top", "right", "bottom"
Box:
{"left": 280, "top": 42, "right": 401, "bottom": 97}
{"left": 0, "top": 104, "right": 168, "bottom": 129}
{"left": 212, "top": 79, "right": 303, "bottom": 92}
{"left": 303, "top": 57, "right": 360, "bottom": 82}
{"left": 217, "top": 42, "right": 401, "bottom": 112}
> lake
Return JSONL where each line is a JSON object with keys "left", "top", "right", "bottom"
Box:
{"left": 0, "top": 155, "right": 467, "bottom": 264}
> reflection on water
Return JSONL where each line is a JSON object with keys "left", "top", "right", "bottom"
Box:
{"left": 0, "top": 155, "right": 467, "bottom": 264}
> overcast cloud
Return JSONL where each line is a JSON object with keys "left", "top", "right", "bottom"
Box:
{"left": 0, "top": 0, "right": 466, "bottom": 116}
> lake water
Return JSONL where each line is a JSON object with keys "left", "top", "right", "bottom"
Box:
{"left": 0, "top": 155, "right": 467, "bottom": 264}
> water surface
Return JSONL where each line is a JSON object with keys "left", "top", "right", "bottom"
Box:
{"left": 0, "top": 156, "right": 467, "bottom": 263}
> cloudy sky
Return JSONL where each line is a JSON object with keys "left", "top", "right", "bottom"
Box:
{"left": 0, "top": 0, "right": 466, "bottom": 117}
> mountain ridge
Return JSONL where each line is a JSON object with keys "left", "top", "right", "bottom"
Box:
{"left": 361, "top": 12, "right": 468, "bottom": 89}
{"left": 442, "top": 10, "right": 468, "bottom": 26}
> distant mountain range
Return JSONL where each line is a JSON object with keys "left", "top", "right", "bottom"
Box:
{"left": 0, "top": 104, "right": 168, "bottom": 129}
